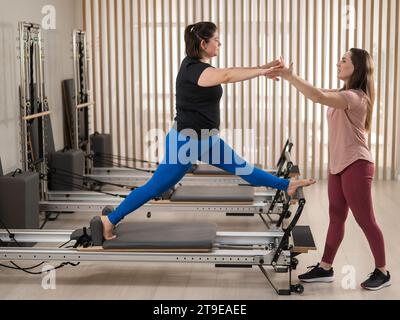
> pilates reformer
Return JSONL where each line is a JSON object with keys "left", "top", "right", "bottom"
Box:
{"left": 47, "top": 141, "right": 297, "bottom": 198}
{"left": 88, "top": 138, "right": 297, "bottom": 187}
{"left": 41, "top": 155, "right": 299, "bottom": 229}
{"left": 0, "top": 187, "right": 316, "bottom": 295}
{"left": 40, "top": 186, "right": 291, "bottom": 230}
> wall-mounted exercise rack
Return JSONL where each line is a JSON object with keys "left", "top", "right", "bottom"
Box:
{"left": 17, "top": 21, "right": 51, "bottom": 200}
{"left": 72, "top": 29, "right": 94, "bottom": 174}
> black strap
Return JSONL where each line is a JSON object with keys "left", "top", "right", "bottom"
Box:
{"left": 12, "top": 169, "right": 23, "bottom": 177}
{"left": 73, "top": 227, "right": 92, "bottom": 248}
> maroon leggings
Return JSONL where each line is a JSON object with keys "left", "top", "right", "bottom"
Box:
{"left": 321, "top": 160, "right": 386, "bottom": 268}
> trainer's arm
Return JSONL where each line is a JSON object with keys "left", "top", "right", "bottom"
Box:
{"left": 267, "top": 63, "right": 347, "bottom": 110}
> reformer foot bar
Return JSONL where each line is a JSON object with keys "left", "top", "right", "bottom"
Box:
{"left": 0, "top": 188, "right": 315, "bottom": 295}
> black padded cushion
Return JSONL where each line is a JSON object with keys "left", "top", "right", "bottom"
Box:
{"left": 292, "top": 226, "right": 316, "bottom": 249}
{"left": 170, "top": 185, "right": 254, "bottom": 202}
{"left": 103, "top": 222, "right": 217, "bottom": 251}
{"left": 192, "top": 164, "right": 230, "bottom": 175}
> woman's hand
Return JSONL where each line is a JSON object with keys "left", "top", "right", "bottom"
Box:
{"left": 259, "top": 58, "right": 284, "bottom": 81}
{"left": 260, "top": 58, "right": 283, "bottom": 70}
{"left": 266, "top": 57, "right": 294, "bottom": 81}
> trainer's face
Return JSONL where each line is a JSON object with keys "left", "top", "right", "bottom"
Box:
{"left": 337, "top": 51, "right": 354, "bottom": 82}
{"left": 201, "top": 31, "right": 221, "bottom": 59}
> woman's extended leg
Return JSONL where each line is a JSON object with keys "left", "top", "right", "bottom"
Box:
{"left": 101, "top": 128, "right": 194, "bottom": 239}
{"left": 106, "top": 162, "right": 193, "bottom": 225}
{"left": 199, "top": 135, "right": 315, "bottom": 194}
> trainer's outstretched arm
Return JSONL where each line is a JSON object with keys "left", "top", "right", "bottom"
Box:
{"left": 267, "top": 59, "right": 348, "bottom": 110}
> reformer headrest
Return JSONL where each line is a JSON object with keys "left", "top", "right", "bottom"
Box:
{"left": 89, "top": 216, "right": 104, "bottom": 246}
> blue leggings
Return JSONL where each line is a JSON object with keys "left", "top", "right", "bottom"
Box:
{"left": 107, "top": 127, "right": 290, "bottom": 225}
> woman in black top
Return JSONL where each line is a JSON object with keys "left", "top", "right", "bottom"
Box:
{"left": 102, "top": 22, "right": 315, "bottom": 239}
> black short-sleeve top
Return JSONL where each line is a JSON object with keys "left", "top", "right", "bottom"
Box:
{"left": 175, "top": 56, "right": 223, "bottom": 135}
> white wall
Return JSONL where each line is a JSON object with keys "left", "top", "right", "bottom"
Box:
{"left": 0, "top": 0, "right": 82, "bottom": 174}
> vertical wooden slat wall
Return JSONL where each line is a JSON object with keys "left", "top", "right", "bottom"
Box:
{"left": 83, "top": 0, "right": 399, "bottom": 180}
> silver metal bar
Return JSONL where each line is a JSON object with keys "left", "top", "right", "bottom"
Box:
{"left": 46, "top": 190, "right": 275, "bottom": 203}
{"left": 92, "top": 167, "right": 156, "bottom": 174}
{"left": 91, "top": 165, "right": 278, "bottom": 173}
{"left": 91, "top": 167, "right": 277, "bottom": 176}
{"left": 215, "top": 231, "right": 284, "bottom": 246}
{"left": 47, "top": 190, "right": 130, "bottom": 199}
{"left": 87, "top": 173, "right": 280, "bottom": 190}
{"left": 0, "top": 247, "right": 290, "bottom": 265}
{"left": 87, "top": 173, "right": 248, "bottom": 186}
{"left": 0, "top": 229, "right": 72, "bottom": 243}
{"left": 0, "top": 229, "right": 283, "bottom": 246}
{"left": 39, "top": 200, "right": 270, "bottom": 214}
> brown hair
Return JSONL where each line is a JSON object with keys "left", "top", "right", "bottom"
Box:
{"left": 184, "top": 22, "right": 217, "bottom": 59}
{"left": 344, "top": 48, "right": 375, "bottom": 132}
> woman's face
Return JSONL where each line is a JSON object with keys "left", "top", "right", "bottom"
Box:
{"left": 337, "top": 51, "right": 355, "bottom": 82}
{"left": 201, "top": 31, "right": 221, "bottom": 58}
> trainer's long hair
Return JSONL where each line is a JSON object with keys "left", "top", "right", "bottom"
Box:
{"left": 184, "top": 22, "right": 217, "bottom": 59}
{"left": 344, "top": 48, "right": 375, "bottom": 132}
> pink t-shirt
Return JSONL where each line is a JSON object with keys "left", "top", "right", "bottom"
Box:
{"left": 327, "top": 89, "right": 374, "bottom": 174}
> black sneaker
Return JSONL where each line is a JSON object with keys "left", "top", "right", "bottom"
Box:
{"left": 298, "top": 263, "right": 335, "bottom": 283}
{"left": 361, "top": 269, "right": 391, "bottom": 291}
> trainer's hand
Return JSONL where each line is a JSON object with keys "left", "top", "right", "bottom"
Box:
{"left": 260, "top": 59, "right": 284, "bottom": 81}
{"left": 266, "top": 57, "right": 294, "bottom": 81}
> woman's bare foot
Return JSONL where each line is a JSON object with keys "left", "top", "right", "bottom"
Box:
{"left": 287, "top": 178, "right": 316, "bottom": 197}
{"left": 100, "top": 215, "right": 116, "bottom": 240}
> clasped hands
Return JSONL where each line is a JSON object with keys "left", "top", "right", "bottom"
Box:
{"left": 260, "top": 57, "right": 294, "bottom": 81}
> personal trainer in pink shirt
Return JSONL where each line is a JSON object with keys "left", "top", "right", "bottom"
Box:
{"left": 267, "top": 48, "right": 390, "bottom": 291}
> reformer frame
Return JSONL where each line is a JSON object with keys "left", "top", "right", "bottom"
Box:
{"left": 0, "top": 188, "right": 315, "bottom": 295}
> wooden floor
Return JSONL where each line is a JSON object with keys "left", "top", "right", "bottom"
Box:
{"left": 0, "top": 180, "right": 399, "bottom": 300}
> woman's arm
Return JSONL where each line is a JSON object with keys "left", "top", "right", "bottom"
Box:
{"left": 321, "top": 88, "right": 339, "bottom": 93}
{"left": 198, "top": 67, "right": 267, "bottom": 87}
{"left": 198, "top": 59, "right": 281, "bottom": 87}
{"left": 267, "top": 62, "right": 347, "bottom": 110}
